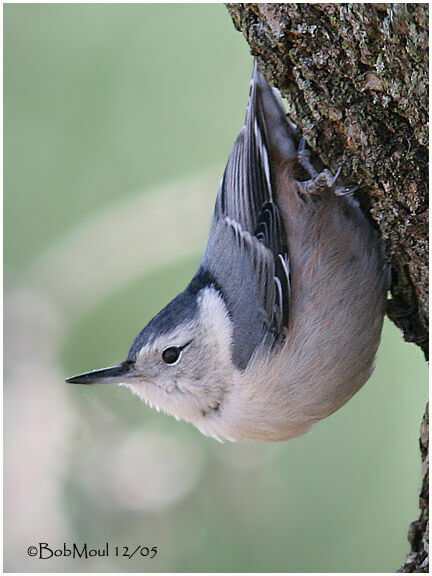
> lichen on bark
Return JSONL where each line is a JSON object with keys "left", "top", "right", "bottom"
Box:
{"left": 226, "top": 3, "right": 428, "bottom": 572}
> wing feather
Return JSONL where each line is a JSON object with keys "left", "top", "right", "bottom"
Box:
{"left": 201, "top": 62, "right": 292, "bottom": 369}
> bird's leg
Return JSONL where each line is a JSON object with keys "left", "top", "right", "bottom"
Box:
{"left": 297, "top": 137, "right": 319, "bottom": 178}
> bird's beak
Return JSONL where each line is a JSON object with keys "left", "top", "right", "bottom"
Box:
{"left": 66, "top": 361, "right": 135, "bottom": 385}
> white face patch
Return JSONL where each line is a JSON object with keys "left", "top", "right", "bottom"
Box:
{"left": 122, "top": 286, "right": 236, "bottom": 435}
{"left": 196, "top": 287, "right": 233, "bottom": 363}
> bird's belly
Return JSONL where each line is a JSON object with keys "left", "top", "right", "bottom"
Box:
{"left": 208, "top": 319, "right": 382, "bottom": 442}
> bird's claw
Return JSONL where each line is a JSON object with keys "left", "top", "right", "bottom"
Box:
{"left": 332, "top": 166, "right": 342, "bottom": 186}
{"left": 334, "top": 182, "right": 361, "bottom": 196}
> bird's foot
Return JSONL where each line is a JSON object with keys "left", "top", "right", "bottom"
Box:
{"left": 297, "top": 139, "right": 360, "bottom": 197}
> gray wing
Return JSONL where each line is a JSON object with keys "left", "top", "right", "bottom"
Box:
{"left": 201, "top": 62, "right": 292, "bottom": 370}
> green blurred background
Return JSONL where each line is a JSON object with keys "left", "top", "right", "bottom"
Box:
{"left": 4, "top": 4, "right": 428, "bottom": 572}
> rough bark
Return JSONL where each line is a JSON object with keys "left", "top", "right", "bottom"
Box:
{"left": 226, "top": 3, "right": 428, "bottom": 572}
{"left": 400, "top": 403, "right": 429, "bottom": 573}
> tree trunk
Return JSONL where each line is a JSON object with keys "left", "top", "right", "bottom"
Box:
{"left": 226, "top": 3, "right": 428, "bottom": 572}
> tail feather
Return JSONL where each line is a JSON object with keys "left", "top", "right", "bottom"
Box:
{"left": 250, "top": 61, "right": 297, "bottom": 167}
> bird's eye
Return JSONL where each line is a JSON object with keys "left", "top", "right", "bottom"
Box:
{"left": 162, "top": 347, "right": 181, "bottom": 365}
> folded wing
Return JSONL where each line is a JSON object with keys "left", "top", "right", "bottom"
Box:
{"left": 200, "top": 62, "right": 294, "bottom": 370}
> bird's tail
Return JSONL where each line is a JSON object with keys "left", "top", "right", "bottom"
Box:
{"left": 247, "top": 60, "right": 298, "bottom": 168}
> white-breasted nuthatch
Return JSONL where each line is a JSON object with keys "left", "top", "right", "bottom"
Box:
{"left": 67, "top": 61, "right": 389, "bottom": 442}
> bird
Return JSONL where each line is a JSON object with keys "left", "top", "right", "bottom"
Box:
{"left": 67, "top": 61, "right": 390, "bottom": 442}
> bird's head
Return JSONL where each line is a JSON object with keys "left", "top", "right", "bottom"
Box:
{"left": 67, "top": 286, "right": 235, "bottom": 427}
